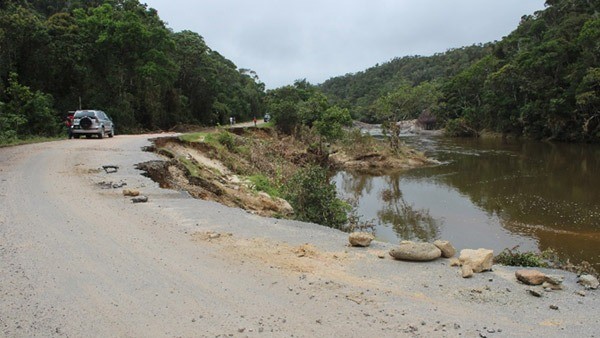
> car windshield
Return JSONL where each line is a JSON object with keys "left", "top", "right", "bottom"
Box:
{"left": 74, "top": 111, "right": 96, "bottom": 118}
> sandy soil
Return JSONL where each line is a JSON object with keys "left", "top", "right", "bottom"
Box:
{"left": 0, "top": 134, "right": 598, "bottom": 337}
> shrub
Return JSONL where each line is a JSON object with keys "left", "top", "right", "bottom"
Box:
{"left": 283, "top": 165, "right": 350, "bottom": 229}
{"left": 494, "top": 246, "right": 547, "bottom": 267}
{"left": 216, "top": 131, "right": 236, "bottom": 151}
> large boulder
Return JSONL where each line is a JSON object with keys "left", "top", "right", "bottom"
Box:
{"left": 459, "top": 248, "right": 494, "bottom": 273}
{"left": 515, "top": 269, "right": 546, "bottom": 285}
{"left": 348, "top": 232, "right": 375, "bottom": 247}
{"left": 389, "top": 241, "right": 442, "bottom": 261}
{"left": 433, "top": 240, "right": 456, "bottom": 258}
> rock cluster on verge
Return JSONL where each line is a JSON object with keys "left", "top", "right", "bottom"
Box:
{"left": 515, "top": 269, "right": 566, "bottom": 294}
{"left": 348, "top": 232, "right": 375, "bottom": 247}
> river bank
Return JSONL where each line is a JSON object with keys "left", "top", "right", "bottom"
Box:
{"left": 138, "top": 126, "right": 434, "bottom": 218}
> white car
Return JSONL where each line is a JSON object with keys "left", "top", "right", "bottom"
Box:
{"left": 71, "top": 110, "right": 115, "bottom": 139}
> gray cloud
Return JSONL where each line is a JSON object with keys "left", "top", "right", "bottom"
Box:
{"left": 144, "top": 0, "right": 546, "bottom": 88}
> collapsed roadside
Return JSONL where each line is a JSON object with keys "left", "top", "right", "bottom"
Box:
{"left": 136, "top": 125, "right": 433, "bottom": 221}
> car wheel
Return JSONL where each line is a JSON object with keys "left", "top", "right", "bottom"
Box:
{"left": 108, "top": 126, "right": 114, "bottom": 138}
{"left": 98, "top": 126, "right": 105, "bottom": 139}
{"left": 80, "top": 117, "right": 93, "bottom": 130}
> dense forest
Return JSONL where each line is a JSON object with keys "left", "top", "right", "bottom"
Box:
{"left": 0, "top": 0, "right": 265, "bottom": 141}
{"left": 2, "top": 0, "right": 599, "bottom": 143}
{"left": 321, "top": 0, "right": 600, "bottom": 142}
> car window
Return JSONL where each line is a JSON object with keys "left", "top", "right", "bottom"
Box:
{"left": 74, "top": 111, "right": 96, "bottom": 118}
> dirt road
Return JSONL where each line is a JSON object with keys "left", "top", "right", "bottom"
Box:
{"left": 0, "top": 135, "right": 598, "bottom": 337}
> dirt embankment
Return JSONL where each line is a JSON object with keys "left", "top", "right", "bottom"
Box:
{"left": 137, "top": 127, "right": 433, "bottom": 217}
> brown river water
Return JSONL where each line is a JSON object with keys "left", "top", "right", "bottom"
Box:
{"left": 333, "top": 136, "right": 600, "bottom": 269}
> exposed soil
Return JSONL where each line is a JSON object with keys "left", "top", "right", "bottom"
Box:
{"left": 137, "top": 127, "right": 434, "bottom": 218}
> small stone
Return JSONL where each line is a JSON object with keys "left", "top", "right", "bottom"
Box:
{"left": 516, "top": 269, "right": 546, "bottom": 285}
{"left": 433, "top": 240, "right": 456, "bottom": 258}
{"left": 238, "top": 328, "right": 245, "bottom": 333}
{"left": 544, "top": 274, "right": 564, "bottom": 285}
{"left": 131, "top": 195, "right": 148, "bottom": 203}
{"left": 576, "top": 290, "right": 586, "bottom": 297}
{"left": 549, "top": 305, "right": 559, "bottom": 310}
{"left": 527, "top": 289, "right": 543, "bottom": 297}
{"left": 461, "top": 265, "right": 474, "bottom": 278}
{"left": 349, "top": 232, "right": 374, "bottom": 247}
{"left": 578, "top": 274, "right": 599, "bottom": 289}
{"left": 459, "top": 248, "right": 493, "bottom": 273}
{"left": 123, "top": 189, "right": 140, "bottom": 197}
{"left": 389, "top": 241, "right": 442, "bottom": 261}
{"left": 542, "top": 281, "right": 563, "bottom": 290}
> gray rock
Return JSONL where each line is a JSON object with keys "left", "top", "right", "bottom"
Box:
{"left": 542, "top": 281, "right": 563, "bottom": 291}
{"left": 348, "top": 232, "right": 375, "bottom": 247}
{"left": 544, "top": 274, "right": 564, "bottom": 285}
{"left": 389, "top": 241, "right": 442, "bottom": 261}
{"left": 433, "top": 240, "right": 456, "bottom": 258}
{"left": 132, "top": 195, "right": 148, "bottom": 203}
{"left": 578, "top": 274, "right": 599, "bottom": 289}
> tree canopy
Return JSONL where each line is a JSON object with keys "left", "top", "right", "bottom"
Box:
{"left": 0, "top": 0, "right": 265, "bottom": 141}
{"left": 321, "top": 0, "right": 600, "bottom": 142}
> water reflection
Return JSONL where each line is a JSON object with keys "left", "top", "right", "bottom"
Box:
{"left": 333, "top": 136, "right": 600, "bottom": 269}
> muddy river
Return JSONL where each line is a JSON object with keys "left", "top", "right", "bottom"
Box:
{"left": 333, "top": 136, "right": 600, "bottom": 269}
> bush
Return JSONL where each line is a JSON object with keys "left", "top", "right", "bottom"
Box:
{"left": 494, "top": 246, "right": 547, "bottom": 267}
{"left": 216, "top": 130, "right": 236, "bottom": 151}
{"left": 283, "top": 165, "right": 349, "bottom": 229}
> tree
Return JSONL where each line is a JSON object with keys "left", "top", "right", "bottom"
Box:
{"left": 0, "top": 72, "right": 57, "bottom": 140}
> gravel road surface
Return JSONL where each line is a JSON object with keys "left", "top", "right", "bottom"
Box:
{"left": 0, "top": 134, "right": 598, "bottom": 337}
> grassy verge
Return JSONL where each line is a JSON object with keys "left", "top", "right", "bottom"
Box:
{"left": 0, "top": 136, "right": 64, "bottom": 148}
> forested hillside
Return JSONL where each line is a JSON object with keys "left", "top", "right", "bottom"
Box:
{"left": 321, "top": 0, "right": 600, "bottom": 142}
{"left": 0, "top": 0, "right": 265, "bottom": 141}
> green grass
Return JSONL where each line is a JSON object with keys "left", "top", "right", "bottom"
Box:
{"left": 247, "top": 174, "right": 280, "bottom": 197}
{"left": 0, "top": 136, "right": 65, "bottom": 148}
{"left": 178, "top": 156, "right": 202, "bottom": 178}
{"left": 179, "top": 132, "right": 209, "bottom": 143}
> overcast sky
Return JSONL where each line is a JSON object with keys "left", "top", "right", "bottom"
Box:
{"left": 143, "top": 1, "right": 546, "bottom": 89}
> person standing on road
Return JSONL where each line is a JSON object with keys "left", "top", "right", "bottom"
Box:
{"left": 229, "top": 116, "right": 233, "bottom": 126}
{"left": 65, "top": 113, "right": 74, "bottom": 139}
{"left": 253, "top": 116, "right": 257, "bottom": 127}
